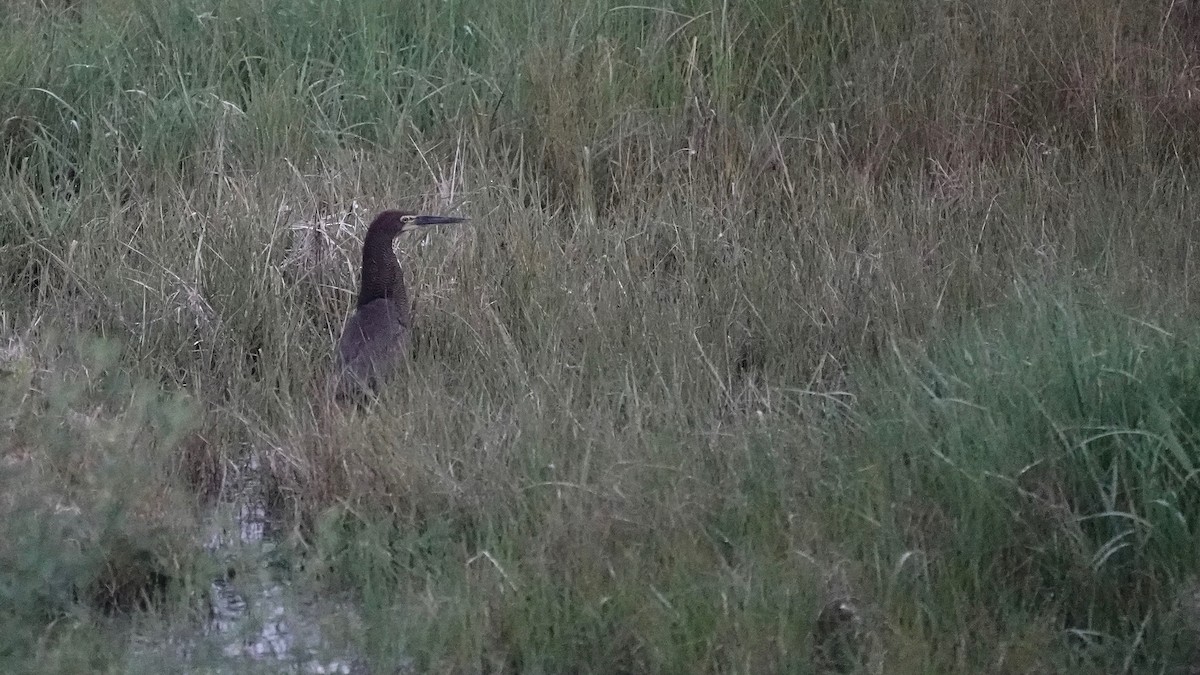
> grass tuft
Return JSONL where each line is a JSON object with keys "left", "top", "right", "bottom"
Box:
{"left": 842, "top": 286, "right": 1200, "bottom": 668}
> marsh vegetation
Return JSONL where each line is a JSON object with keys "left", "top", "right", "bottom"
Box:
{"left": 4, "top": 0, "right": 1200, "bottom": 671}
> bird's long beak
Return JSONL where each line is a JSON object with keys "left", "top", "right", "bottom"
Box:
{"left": 413, "top": 214, "right": 468, "bottom": 227}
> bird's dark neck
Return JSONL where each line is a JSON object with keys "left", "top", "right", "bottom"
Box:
{"left": 356, "top": 231, "right": 408, "bottom": 309}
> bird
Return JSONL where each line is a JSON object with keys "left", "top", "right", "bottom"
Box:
{"left": 333, "top": 209, "right": 467, "bottom": 400}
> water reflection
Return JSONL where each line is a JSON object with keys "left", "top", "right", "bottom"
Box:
{"left": 132, "top": 449, "right": 362, "bottom": 673}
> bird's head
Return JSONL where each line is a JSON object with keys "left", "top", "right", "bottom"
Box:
{"left": 367, "top": 210, "right": 468, "bottom": 239}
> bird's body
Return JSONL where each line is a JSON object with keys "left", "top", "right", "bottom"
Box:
{"left": 336, "top": 299, "right": 410, "bottom": 393}
{"left": 333, "top": 209, "right": 466, "bottom": 401}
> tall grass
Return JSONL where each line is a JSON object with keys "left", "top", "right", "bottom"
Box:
{"left": 2, "top": 0, "right": 1200, "bottom": 671}
{"left": 841, "top": 288, "right": 1200, "bottom": 671}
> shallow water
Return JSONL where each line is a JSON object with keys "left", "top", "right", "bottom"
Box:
{"left": 129, "top": 451, "right": 365, "bottom": 674}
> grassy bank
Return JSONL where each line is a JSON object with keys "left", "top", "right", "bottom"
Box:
{"left": 3, "top": 0, "right": 1200, "bottom": 671}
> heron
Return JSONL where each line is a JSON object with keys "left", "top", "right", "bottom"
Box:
{"left": 333, "top": 209, "right": 467, "bottom": 400}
